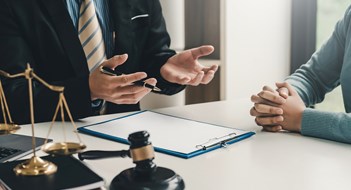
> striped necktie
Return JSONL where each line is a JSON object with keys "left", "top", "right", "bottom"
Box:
{"left": 78, "top": 0, "right": 107, "bottom": 114}
{"left": 78, "top": 0, "right": 106, "bottom": 72}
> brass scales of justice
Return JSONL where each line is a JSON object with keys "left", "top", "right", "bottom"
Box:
{"left": 0, "top": 64, "right": 86, "bottom": 176}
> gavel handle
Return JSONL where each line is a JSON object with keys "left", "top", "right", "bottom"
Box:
{"left": 78, "top": 150, "right": 130, "bottom": 161}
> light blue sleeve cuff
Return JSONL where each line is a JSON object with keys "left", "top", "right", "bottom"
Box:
{"left": 91, "top": 99, "right": 102, "bottom": 108}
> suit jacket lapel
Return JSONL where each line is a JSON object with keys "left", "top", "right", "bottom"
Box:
{"left": 40, "top": 0, "right": 89, "bottom": 76}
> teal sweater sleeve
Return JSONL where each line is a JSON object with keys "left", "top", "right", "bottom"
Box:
{"left": 285, "top": 5, "right": 351, "bottom": 143}
{"left": 301, "top": 109, "right": 351, "bottom": 143}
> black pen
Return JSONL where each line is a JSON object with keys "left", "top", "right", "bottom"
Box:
{"left": 99, "top": 66, "right": 162, "bottom": 92}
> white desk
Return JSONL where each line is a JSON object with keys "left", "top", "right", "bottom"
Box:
{"left": 16, "top": 99, "right": 351, "bottom": 190}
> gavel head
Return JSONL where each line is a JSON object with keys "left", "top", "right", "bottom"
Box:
{"left": 111, "top": 131, "right": 185, "bottom": 190}
{"left": 128, "top": 131, "right": 156, "bottom": 176}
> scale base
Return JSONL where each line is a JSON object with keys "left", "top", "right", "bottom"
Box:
{"left": 110, "top": 166, "right": 185, "bottom": 190}
{"left": 13, "top": 156, "right": 57, "bottom": 176}
{"left": 0, "top": 123, "right": 20, "bottom": 135}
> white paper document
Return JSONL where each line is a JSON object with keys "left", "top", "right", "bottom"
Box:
{"left": 79, "top": 111, "right": 251, "bottom": 155}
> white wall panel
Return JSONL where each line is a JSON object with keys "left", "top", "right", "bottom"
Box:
{"left": 221, "top": 0, "right": 292, "bottom": 100}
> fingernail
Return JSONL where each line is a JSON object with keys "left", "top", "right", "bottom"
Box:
{"left": 116, "top": 54, "right": 127, "bottom": 58}
{"left": 276, "top": 109, "right": 283, "bottom": 114}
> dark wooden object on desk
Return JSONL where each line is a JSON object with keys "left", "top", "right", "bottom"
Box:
{"left": 185, "top": 0, "right": 221, "bottom": 104}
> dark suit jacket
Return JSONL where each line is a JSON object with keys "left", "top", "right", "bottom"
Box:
{"left": 0, "top": 0, "right": 185, "bottom": 124}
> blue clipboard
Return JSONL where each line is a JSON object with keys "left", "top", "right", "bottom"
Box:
{"left": 78, "top": 111, "right": 255, "bottom": 159}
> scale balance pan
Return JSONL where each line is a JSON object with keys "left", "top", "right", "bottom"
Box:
{"left": 41, "top": 142, "right": 86, "bottom": 156}
{"left": 0, "top": 123, "right": 20, "bottom": 135}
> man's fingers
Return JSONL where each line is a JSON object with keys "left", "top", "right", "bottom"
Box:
{"left": 108, "top": 78, "right": 157, "bottom": 104}
{"left": 190, "top": 45, "right": 214, "bottom": 59}
{"left": 112, "top": 85, "right": 145, "bottom": 96}
{"left": 175, "top": 75, "right": 191, "bottom": 85}
{"left": 117, "top": 72, "right": 147, "bottom": 85}
{"left": 200, "top": 65, "right": 218, "bottom": 84}
{"left": 114, "top": 92, "right": 147, "bottom": 104}
{"left": 102, "top": 54, "right": 128, "bottom": 68}
{"left": 202, "top": 64, "right": 219, "bottom": 73}
{"left": 100, "top": 72, "right": 148, "bottom": 90}
{"left": 187, "top": 71, "right": 204, "bottom": 86}
{"left": 161, "top": 67, "right": 191, "bottom": 85}
{"left": 115, "top": 77, "right": 157, "bottom": 95}
{"left": 116, "top": 86, "right": 153, "bottom": 104}
{"left": 143, "top": 78, "right": 157, "bottom": 86}
{"left": 201, "top": 70, "right": 215, "bottom": 84}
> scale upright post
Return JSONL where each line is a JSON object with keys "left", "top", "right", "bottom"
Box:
{"left": 13, "top": 64, "right": 57, "bottom": 175}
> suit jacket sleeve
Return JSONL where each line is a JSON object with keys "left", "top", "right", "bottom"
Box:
{"left": 0, "top": 0, "right": 94, "bottom": 124}
{"left": 140, "top": 0, "right": 186, "bottom": 95}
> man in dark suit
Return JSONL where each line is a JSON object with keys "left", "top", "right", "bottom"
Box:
{"left": 0, "top": 0, "right": 218, "bottom": 124}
